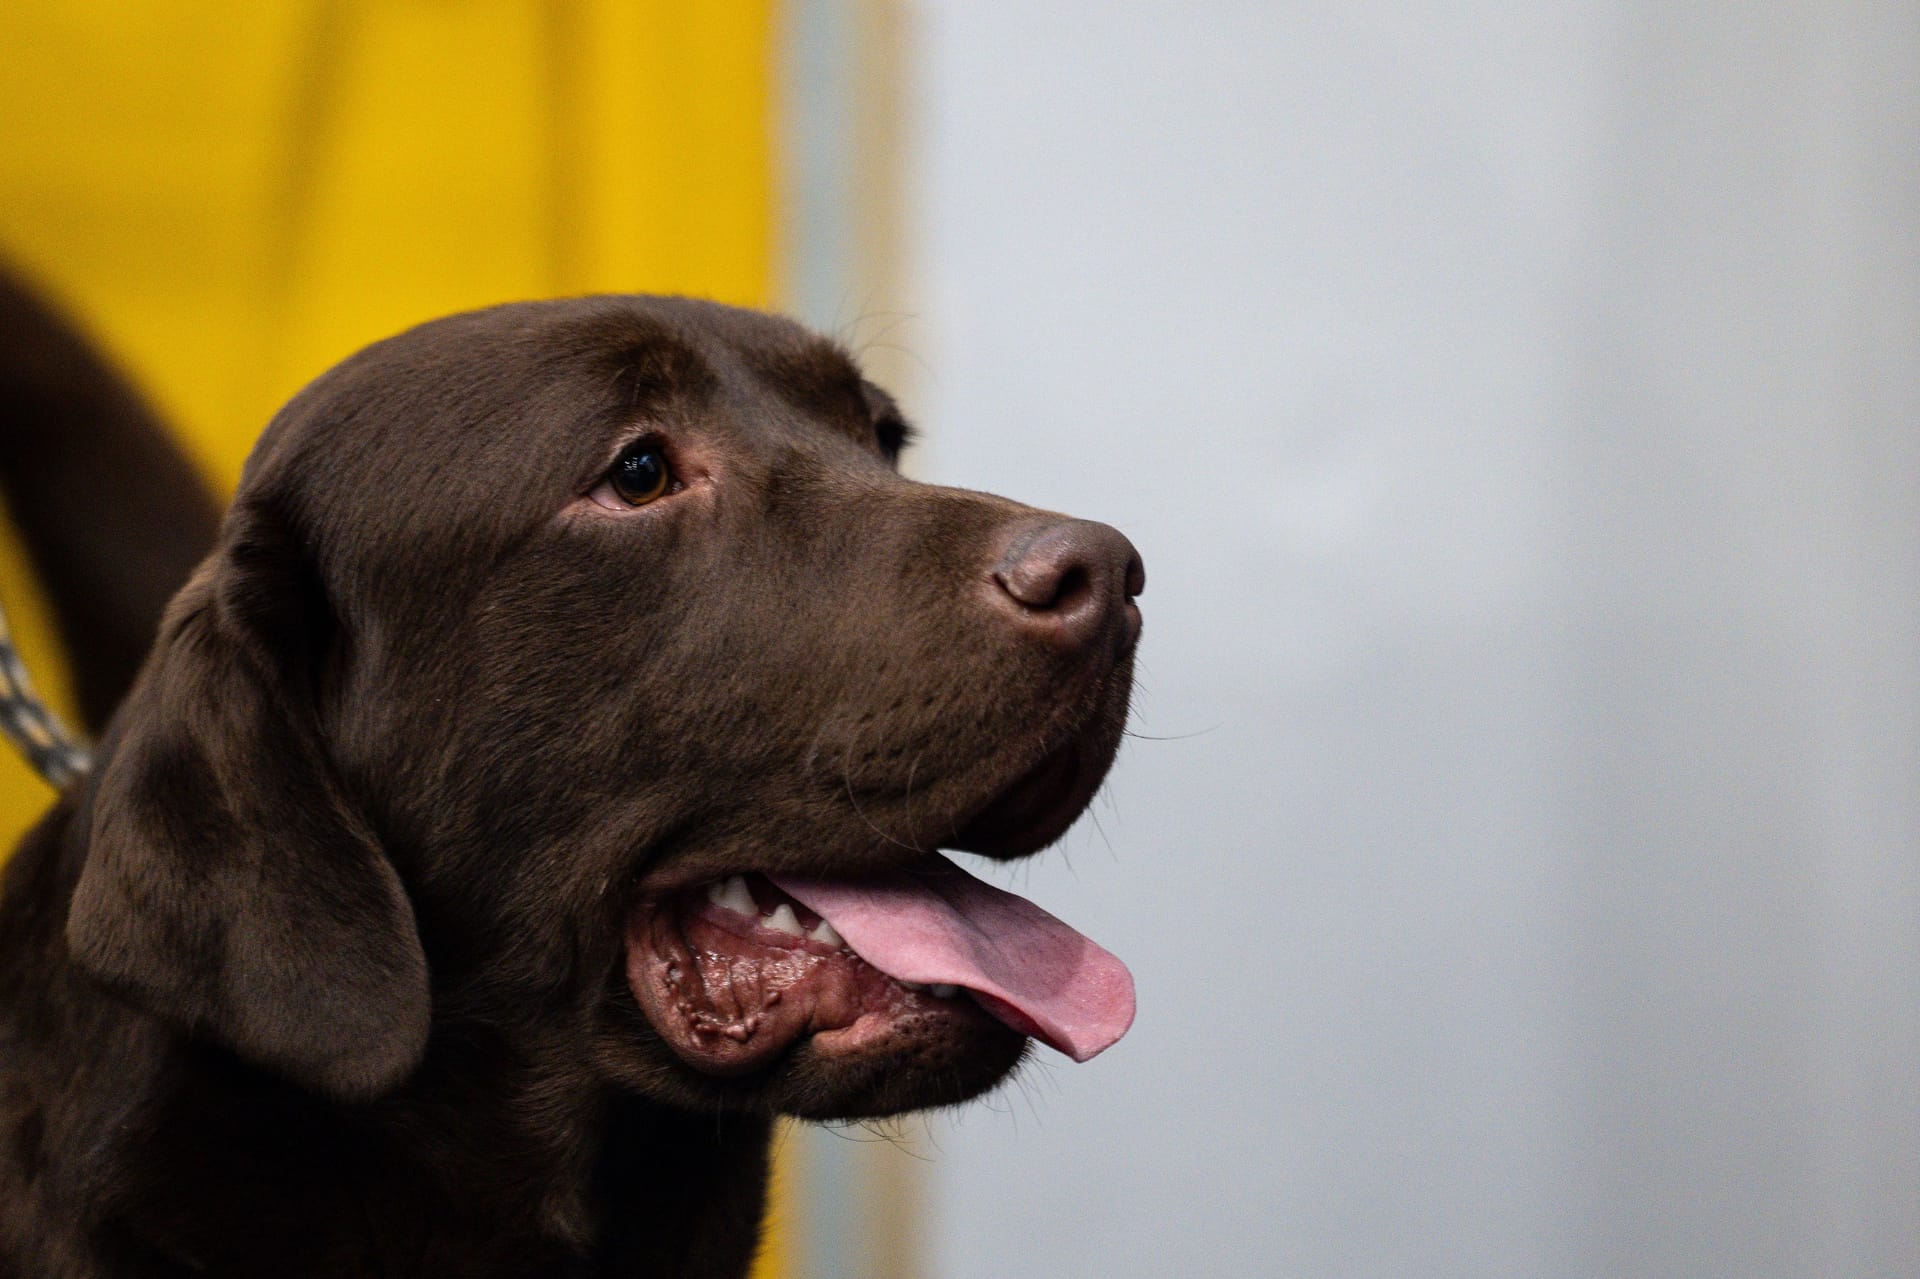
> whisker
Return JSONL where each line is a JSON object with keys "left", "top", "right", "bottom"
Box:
{"left": 1122, "top": 724, "right": 1219, "bottom": 742}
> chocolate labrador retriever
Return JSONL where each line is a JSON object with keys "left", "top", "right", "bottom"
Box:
{"left": 0, "top": 295, "right": 1140, "bottom": 1277}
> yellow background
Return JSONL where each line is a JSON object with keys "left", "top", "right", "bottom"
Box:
{"left": 0, "top": 4, "right": 786, "bottom": 1272}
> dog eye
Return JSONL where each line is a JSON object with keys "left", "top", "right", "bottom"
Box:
{"left": 872, "top": 412, "right": 915, "bottom": 464}
{"left": 607, "top": 443, "right": 673, "bottom": 506}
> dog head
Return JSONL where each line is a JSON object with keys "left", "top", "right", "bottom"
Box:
{"left": 66, "top": 297, "right": 1140, "bottom": 1118}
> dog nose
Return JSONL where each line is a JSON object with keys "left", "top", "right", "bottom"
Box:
{"left": 992, "top": 519, "right": 1144, "bottom": 656}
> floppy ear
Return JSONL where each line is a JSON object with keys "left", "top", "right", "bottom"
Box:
{"left": 66, "top": 508, "right": 430, "bottom": 1101}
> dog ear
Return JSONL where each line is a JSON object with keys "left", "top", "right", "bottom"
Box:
{"left": 66, "top": 506, "right": 430, "bottom": 1101}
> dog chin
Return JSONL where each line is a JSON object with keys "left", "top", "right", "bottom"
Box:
{"left": 948, "top": 685, "right": 1133, "bottom": 859}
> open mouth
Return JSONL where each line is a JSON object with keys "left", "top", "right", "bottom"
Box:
{"left": 624, "top": 858, "right": 1134, "bottom": 1080}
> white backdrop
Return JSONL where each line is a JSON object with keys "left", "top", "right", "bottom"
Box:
{"left": 899, "top": 4, "right": 1920, "bottom": 1276}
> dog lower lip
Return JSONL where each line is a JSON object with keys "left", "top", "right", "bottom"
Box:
{"left": 949, "top": 737, "right": 1091, "bottom": 856}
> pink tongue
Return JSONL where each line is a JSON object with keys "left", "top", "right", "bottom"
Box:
{"left": 769, "top": 857, "right": 1135, "bottom": 1062}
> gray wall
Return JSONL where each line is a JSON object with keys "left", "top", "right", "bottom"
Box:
{"left": 901, "top": 4, "right": 1920, "bottom": 1276}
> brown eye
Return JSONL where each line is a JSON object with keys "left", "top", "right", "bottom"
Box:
{"left": 609, "top": 443, "right": 672, "bottom": 506}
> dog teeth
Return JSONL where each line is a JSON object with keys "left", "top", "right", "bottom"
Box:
{"left": 897, "top": 981, "right": 958, "bottom": 998}
{"left": 808, "top": 919, "right": 843, "bottom": 948}
{"left": 763, "top": 903, "right": 805, "bottom": 937}
{"left": 707, "top": 875, "right": 756, "bottom": 917}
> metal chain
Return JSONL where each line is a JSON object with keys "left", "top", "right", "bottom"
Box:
{"left": 0, "top": 595, "right": 92, "bottom": 788}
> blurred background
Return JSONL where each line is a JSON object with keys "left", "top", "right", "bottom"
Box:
{"left": 3, "top": 3, "right": 1918, "bottom": 1276}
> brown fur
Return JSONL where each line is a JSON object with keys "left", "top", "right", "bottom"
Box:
{"left": 0, "top": 295, "right": 1141, "bottom": 1277}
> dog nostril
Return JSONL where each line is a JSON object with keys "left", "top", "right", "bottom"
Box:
{"left": 994, "top": 554, "right": 1063, "bottom": 610}
{"left": 1050, "top": 565, "right": 1091, "bottom": 613}
{"left": 992, "top": 519, "right": 1142, "bottom": 651}
{"left": 993, "top": 530, "right": 1092, "bottom": 613}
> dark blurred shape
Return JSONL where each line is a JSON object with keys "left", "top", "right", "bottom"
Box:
{"left": 0, "top": 263, "right": 221, "bottom": 732}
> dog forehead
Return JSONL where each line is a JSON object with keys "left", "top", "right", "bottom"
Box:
{"left": 252, "top": 297, "right": 868, "bottom": 480}
{"left": 515, "top": 294, "right": 872, "bottom": 431}
{"left": 638, "top": 296, "right": 876, "bottom": 441}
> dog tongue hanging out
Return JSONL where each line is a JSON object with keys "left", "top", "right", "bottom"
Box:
{"left": 773, "top": 859, "right": 1134, "bottom": 1062}
{"left": 0, "top": 294, "right": 1143, "bottom": 1278}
